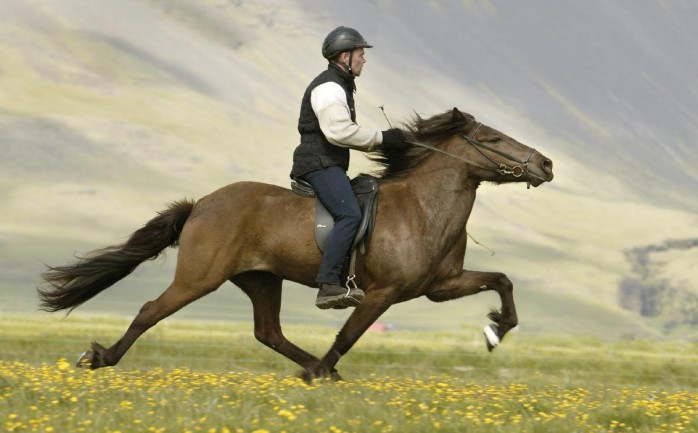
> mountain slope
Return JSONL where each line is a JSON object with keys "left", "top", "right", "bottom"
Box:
{"left": 1, "top": 0, "right": 696, "bottom": 337}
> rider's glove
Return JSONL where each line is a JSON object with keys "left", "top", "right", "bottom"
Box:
{"left": 381, "top": 128, "right": 408, "bottom": 151}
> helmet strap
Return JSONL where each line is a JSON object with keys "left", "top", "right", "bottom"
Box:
{"left": 335, "top": 51, "right": 352, "bottom": 74}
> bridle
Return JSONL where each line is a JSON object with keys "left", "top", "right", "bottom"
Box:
{"left": 405, "top": 122, "right": 546, "bottom": 188}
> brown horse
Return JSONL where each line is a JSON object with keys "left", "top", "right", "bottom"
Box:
{"left": 39, "top": 108, "right": 554, "bottom": 381}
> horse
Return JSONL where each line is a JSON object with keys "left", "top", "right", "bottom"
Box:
{"left": 38, "top": 107, "right": 554, "bottom": 381}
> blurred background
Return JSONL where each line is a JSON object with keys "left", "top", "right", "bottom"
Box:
{"left": 1, "top": 0, "right": 697, "bottom": 340}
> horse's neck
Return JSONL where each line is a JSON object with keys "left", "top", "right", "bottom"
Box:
{"left": 407, "top": 167, "right": 477, "bottom": 233}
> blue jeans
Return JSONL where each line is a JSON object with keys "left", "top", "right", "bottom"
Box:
{"left": 301, "top": 166, "right": 361, "bottom": 285}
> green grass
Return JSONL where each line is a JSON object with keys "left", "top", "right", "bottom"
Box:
{"left": 1, "top": 314, "right": 697, "bottom": 432}
{"left": 3, "top": 278, "right": 661, "bottom": 341}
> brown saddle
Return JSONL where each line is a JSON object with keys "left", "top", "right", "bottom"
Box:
{"left": 291, "top": 174, "right": 379, "bottom": 253}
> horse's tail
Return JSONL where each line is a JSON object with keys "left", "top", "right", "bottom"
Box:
{"left": 38, "top": 199, "right": 196, "bottom": 313}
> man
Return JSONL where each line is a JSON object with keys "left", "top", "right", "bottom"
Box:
{"left": 291, "top": 26, "right": 406, "bottom": 310}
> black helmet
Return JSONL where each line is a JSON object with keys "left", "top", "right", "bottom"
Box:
{"left": 321, "top": 26, "right": 373, "bottom": 60}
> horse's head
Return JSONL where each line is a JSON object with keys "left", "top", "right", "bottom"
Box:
{"left": 373, "top": 108, "right": 554, "bottom": 186}
{"left": 444, "top": 108, "right": 554, "bottom": 187}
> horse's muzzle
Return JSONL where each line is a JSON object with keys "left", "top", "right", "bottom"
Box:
{"left": 541, "top": 158, "right": 554, "bottom": 181}
{"left": 528, "top": 155, "right": 554, "bottom": 187}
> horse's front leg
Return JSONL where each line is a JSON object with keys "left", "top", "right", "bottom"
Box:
{"left": 302, "top": 289, "right": 396, "bottom": 382}
{"left": 426, "top": 270, "right": 518, "bottom": 351}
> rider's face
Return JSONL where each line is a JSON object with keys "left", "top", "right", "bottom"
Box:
{"left": 338, "top": 48, "right": 366, "bottom": 77}
{"left": 350, "top": 48, "right": 366, "bottom": 77}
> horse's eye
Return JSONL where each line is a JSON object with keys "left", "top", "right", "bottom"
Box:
{"left": 489, "top": 137, "right": 501, "bottom": 143}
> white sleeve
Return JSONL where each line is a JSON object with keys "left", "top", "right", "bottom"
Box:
{"left": 310, "top": 82, "right": 383, "bottom": 151}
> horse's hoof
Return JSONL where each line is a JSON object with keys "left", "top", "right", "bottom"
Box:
{"left": 483, "top": 323, "right": 500, "bottom": 352}
{"left": 299, "top": 370, "right": 313, "bottom": 384}
{"left": 75, "top": 351, "right": 93, "bottom": 368}
{"left": 299, "top": 368, "right": 342, "bottom": 383}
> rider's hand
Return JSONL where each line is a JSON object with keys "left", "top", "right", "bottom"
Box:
{"left": 381, "top": 128, "right": 408, "bottom": 151}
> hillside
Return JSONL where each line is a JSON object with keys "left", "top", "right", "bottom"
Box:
{"left": 1, "top": 0, "right": 697, "bottom": 338}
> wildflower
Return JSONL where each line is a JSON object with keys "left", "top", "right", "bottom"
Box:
{"left": 277, "top": 409, "right": 297, "bottom": 421}
{"left": 56, "top": 359, "right": 71, "bottom": 371}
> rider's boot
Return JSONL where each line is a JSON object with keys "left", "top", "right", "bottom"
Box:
{"left": 315, "top": 283, "right": 365, "bottom": 310}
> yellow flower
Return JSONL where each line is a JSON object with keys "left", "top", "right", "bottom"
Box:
{"left": 277, "top": 409, "right": 297, "bottom": 421}
{"left": 57, "top": 358, "right": 71, "bottom": 371}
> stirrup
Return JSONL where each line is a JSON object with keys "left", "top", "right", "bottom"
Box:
{"left": 346, "top": 274, "right": 358, "bottom": 291}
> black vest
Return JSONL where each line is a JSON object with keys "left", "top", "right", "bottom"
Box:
{"left": 291, "top": 64, "right": 356, "bottom": 178}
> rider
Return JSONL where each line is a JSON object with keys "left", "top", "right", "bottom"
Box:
{"left": 291, "top": 26, "right": 406, "bottom": 310}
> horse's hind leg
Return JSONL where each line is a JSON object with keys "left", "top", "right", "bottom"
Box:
{"left": 427, "top": 270, "right": 518, "bottom": 351}
{"left": 233, "top": 272, "right": 320, "bottom": 370}
{"left": 78, "top": 280, "right": 220, "bottom": 369}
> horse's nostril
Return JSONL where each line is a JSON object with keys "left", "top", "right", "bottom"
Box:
{"left": 542, "top": 159, "right": 553, "bottom": 174}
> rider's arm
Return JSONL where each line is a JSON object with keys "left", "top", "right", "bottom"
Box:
{"left": 311, "top": 82, "right": 383, "bottom": 151}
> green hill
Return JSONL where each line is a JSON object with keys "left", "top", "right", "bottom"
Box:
{"left": 2, "top": 0, "right": 697, "bottom": 339}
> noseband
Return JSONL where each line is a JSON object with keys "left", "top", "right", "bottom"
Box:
{"left": 461, "top": 123, "right": 537, "bottom": 179}
{"left": 405, "top": 122, "right": 545, "bottom": 187}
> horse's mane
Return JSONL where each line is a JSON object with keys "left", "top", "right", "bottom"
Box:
{"left": 370, "top": 108, "right": 477, "bottom": 179}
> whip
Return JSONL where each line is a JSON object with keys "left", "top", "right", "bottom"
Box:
{"left": 378, "top": 105, "right": 394, "bottom": 128}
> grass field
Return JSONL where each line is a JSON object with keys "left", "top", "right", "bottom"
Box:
{"left": 1, "top": 314, "right": 697, "bottom": 433}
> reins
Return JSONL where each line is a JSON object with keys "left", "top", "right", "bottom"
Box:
{"left": 378, "top": 105, "right": 544, "bottom": 187}
{"left": 404, "top": 122, "right": 544, "bottom": 188}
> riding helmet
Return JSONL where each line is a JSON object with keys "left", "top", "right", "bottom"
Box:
{"left": 321, "top": 26, "right": 373, "bottom": 60}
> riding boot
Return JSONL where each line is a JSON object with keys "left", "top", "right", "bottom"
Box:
{"left": 316, "top": 283, "right": 365, "bottom": 310}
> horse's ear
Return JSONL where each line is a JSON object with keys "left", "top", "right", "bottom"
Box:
{"left": 452, "top": 107, "right": 466, "bottom": 124}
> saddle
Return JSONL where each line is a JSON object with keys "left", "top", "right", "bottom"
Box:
{"left": 291, "top": 174, "right": 379, "bottom": 254}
